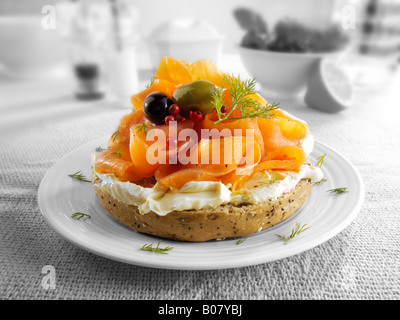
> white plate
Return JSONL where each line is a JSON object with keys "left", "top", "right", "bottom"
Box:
{"left": 38, "top": 138, "right": 364, "bottom": 270}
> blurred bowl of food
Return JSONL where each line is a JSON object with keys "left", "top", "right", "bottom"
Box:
{"left": 234, "top": 8, "right": 349, "bottom": 99}
{"left": 147, "top": 19, "right": 224, "bottom": 69}
{"left": 0, "top": 15, "right": 66, "bottom": 78}
{"left": 238, "top": 46, "right": 345, "bottom": 99}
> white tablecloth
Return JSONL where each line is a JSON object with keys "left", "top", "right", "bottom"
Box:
{"left": 1, "top": 55, "right": 399, "bottom": 300}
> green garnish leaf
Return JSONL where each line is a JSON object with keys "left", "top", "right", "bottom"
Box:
{"left": 135, "top": 123, "right": 153, "bottom": 138}
{"left": 145, "top": 77, "right": 155, "bottom": 89}
{"left": 313, "top": 178, "right": 327, "bottom": 186}
{"left": 71, "top": 212, "right": 91, "bottom": 220}
{"left": 111, "top": 129, "right": 119, "bottom": 142}
{"left": 111, "top": 146, "right": 122, "bottom": 157}
{"left": 275, "top": 222, "right": 310, "bottom": 245}
{"left": 241, "top": 101, "right": 280, "bottom": 119}
{"left": 212, "top": 74, "right": 279, "bottom": 124}
{"left": 327, "top": 187, "right": 348, "bottom": 194}
{"left": 140, "top": 241, "right": 173, "bottom": 254}
{"left": 236, "top": 238, "right": 247, "bottom": 245}
{"left": 315, "top": 154, "right": 326, "bottom": 168}
{"left": 68, "top": 171, "right": 91, "bottom": 183}
{"left": 95, "top": 146, "right": 106, "bottom": 152}
{"left": 257, "top": 177, "right": 278, "bottom": 187}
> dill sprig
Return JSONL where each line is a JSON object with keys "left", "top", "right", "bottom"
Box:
{"left": 71, "top": 212, "right": 91, "bottom": 220}
{"left": 315, "top": 154, "right": 326, "bottom": 168}
{"left": 275, "top": 222, "right": 310, "bottom": 245}
{"left": 140, "top": 241, "right": 173, "bottom": 254}
{"left": 68, "top": 171, "right": 91, "bottom": 183}
{"left": 145, "top": 77, "right": 155, "bottom": 89}
{"left": 327, "top": 187, "right": 348, "bottom": 194}
{"left": 135, "top": 123, "right": 153, "bottom": 138}
{"left": 95, "top": 146, "right": 106, "bottom": 152}
{"left": 111, "top": 129, "right": 119, "bottom": 142}
{"left": 212, "top": 74, "right": 279, "bottom": 124}
{"left": 241, "top": 101, "right": 280, "bottom": 120}
{"left": 257, "top": 177, "right": 278, "bottom": 187}
{"left": 111, "top": 146, "right": 122, "bottom": 157}
{"left": 313, "top": 178, "right": 327, "bottom": 186}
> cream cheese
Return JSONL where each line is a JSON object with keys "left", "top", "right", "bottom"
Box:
{"left": 93, "top": 163, "right": 322, "bottom": 216}
{"left": 140, "top": 181, "right": 231, "bottom": 216}
{"left": 230, "top": 164, "right": 322, "bottom": 206}
{"left": 96, "top": 172, "right": 232, "bottom": 216}
{"left": 301, "top": 133, "right": 314, "bottom": 157}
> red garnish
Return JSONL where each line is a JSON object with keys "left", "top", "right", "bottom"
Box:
{"left": 165, "top": 115, "right": 175, "bottom": 125}
{"left": 169, "top": 104, "right": 180, "bottom": 116}
{"left": 189, "top": 110, "right": 203, "bottom": 122}
{"left": 221, "top": 105, "right": 228, "bottom": 114}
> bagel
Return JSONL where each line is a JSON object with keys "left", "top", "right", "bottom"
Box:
{"left": 93, "top": 176, "right": 312, "bottom": 242}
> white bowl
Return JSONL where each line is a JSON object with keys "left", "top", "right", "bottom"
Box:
{"left": 0, "top": 15, "right": 66, "bottom": 77}
{"left": 238, "top": 46, "right": 344, "bottom": 100}
{"left": 147, "top": 20, "right": 224, "bottom": 69}
{"left": 148, "top": 38, "right": 224, "bottom": 69}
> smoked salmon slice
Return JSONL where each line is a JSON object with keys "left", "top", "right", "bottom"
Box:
{"left": 129, "top": 120, "right": 195, "bottom": 178}
{"left": 257, "top": 116, "right": 308, "bottom": 156}
{"left": 221, "top": 145, "right": 306, "bottom": 190}
{"left": 154, "top": 56, "right": 193, "bottom": 85}
{"left": 95, "top": 142, "right": 141, "bottom": 182}
{"left": 189, "top": 59, "right": 224, "bottom": 86}
{"left": 154, "top": 136, "right": 262, "bottom": 190}
{"left": 199, "top": 112, "right": 266, "bottom": 158}
{"left": 109, "top": 109, "right": 147, "bottom": 146}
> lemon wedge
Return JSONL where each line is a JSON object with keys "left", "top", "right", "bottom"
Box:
{"left": 304, "top": 58, "right": 354, "bottom": 113}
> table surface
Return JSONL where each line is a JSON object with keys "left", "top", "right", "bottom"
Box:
{"left": 1, "top": 54, "right": 399, "bottom": 300}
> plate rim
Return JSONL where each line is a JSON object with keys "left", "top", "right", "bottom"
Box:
{"left": 38, "top": 138, "right": 365, "bottom": 270}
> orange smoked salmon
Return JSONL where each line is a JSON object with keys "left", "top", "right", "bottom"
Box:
{"left": 95, "top": 58, "right": 309, "bottom": 190}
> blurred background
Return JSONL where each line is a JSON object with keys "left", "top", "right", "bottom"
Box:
{"left": 0, "top": 0, "right": 399, "bottom": 109}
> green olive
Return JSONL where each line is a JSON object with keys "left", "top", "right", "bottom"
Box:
{"left": 172, "top": 80, "right": 218, "bottom": 117}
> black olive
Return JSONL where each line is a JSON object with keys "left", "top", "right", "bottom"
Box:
{"left": 143, "top": 92, "right": 172, "bottom": 125}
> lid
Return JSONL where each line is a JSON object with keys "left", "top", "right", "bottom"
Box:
{"left": 150, "top": 19, "right": 223, "bottom": 43}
